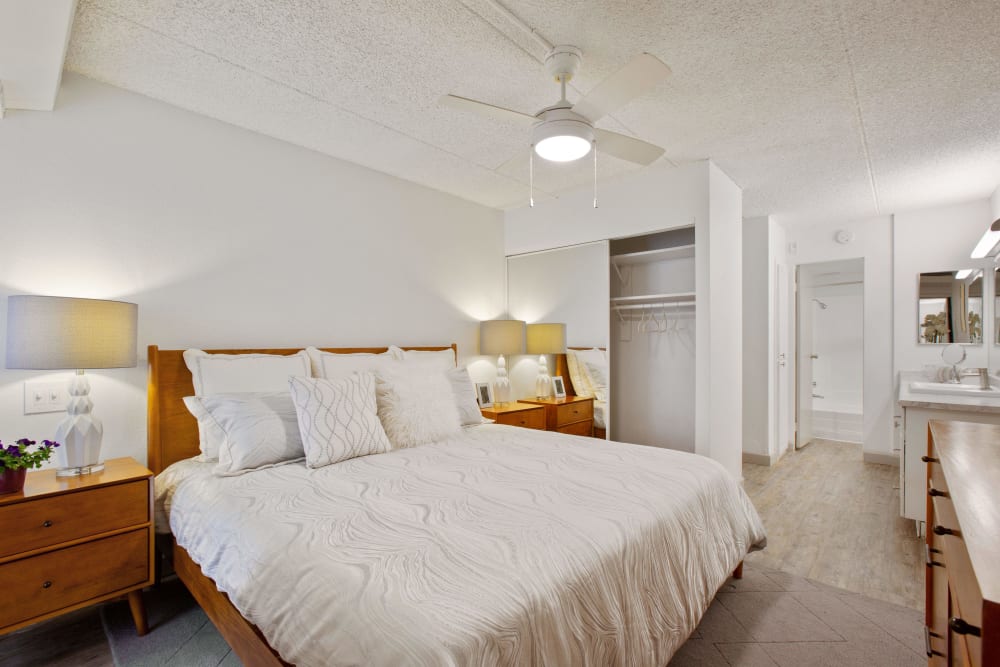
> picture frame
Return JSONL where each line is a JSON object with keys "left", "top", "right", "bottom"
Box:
{"left": 552, "top": 376, "right": 567, "bottom": 398}
{"left": 475, "top": 382, "right": 494, "bottom": 408}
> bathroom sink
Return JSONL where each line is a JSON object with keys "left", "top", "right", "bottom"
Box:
{"left": 908, "top": 381, "right": 1000, "bottom": 397}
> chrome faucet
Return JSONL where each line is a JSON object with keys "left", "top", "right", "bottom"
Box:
{"left": 959, "top": 367, "right": 992, "bottom": 390}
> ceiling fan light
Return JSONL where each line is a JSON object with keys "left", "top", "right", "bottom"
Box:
{"left": 532, "top": 118, "right": 594, "bottom": 162}
{"left": 535, "top": 135, "right": 592, "bottom": 162}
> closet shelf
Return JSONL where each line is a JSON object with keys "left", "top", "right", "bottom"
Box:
{"left": 611, "top": 244, "right": 695, "bottom": 266}
{"left": 610, "top": 292, "right": 696, "bottom": 307}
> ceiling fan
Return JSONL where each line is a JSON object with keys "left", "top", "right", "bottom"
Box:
{"left": 441, "top": 45, "right": 672, "bottom": 169}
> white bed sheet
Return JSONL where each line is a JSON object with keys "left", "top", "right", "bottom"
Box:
{"left": 156, "top": 424, "right": 765, "bottom": 666}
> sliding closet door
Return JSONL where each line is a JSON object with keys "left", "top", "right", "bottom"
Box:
{"left": 507, "top": 242, "right": 610, "bottom": 400}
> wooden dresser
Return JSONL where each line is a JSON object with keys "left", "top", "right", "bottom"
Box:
{"left": 480, "top": 402, "right": 546, "bottom": 430}
{"left": 519, "top": 395, "right": 595, "bottom": 437}
{"left": 925, "top": 420, "right": 1000, "bottom": 666}
{"left": 0, "top": 457, "right": 154, "bottom": 636}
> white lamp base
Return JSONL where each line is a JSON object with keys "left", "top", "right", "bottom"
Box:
{"left": 493, "top": 354, "right": 513, "bottom": 405}
{"left": 55, "top": 371, "right": 104, "bottom": 477}
{"left": 535, "top": 354, "right": 553, "bottom": 398}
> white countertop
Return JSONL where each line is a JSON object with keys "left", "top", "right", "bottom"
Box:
{"left": 898, "top": 371, "right": 1000, "bottom": 413}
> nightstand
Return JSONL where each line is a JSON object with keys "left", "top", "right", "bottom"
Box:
{"left": 0, "top": 457, "right": 154, "bottom": 637}
{"left": 519, "top": 396, "right": 595, "bottom": 436}
{"left": 481, "top": 402, "right": 546, "bottom": 430}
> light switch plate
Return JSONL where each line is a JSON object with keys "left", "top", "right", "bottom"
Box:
{"left": 24, "top": 381, "right": 67, "bottom": 415}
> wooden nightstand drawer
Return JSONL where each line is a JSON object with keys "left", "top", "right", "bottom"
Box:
{"left": 557, "top": 420, "right": 593, "bottom": 437}
{"left": 554, "top": 400, "right": 593, "bottom": 427}
{"left": 0, "top": 528, "right": 148, "bottom": 628}
{"left": 0, "top": 479, "right": 149, "bottom": 558}
{"left": 496, "top": 408, "right": 546, "bottom": 430}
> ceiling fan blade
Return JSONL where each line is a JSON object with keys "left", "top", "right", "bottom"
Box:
{"left": 439, "top": 94, "right": 537, "bottom": 127}
{"left": 572, "top": 53, "right": 671, "bottom": 122}
{"left": 594, "top": 129, "right": 665, "bottom": 165}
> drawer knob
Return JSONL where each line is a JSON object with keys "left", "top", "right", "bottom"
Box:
{"left": 921, "top": 455, "right": 938, "bottom": 463}
{"left": 924, "top": 626, "right": 944, "bottom": 658}
{"left": 949, "top": 617, "right": 982, "bottom": 637}
{"left": 42, "top": 581, "right": 52, "bottom": 589}
{"left": 924, "top": 544, "right": 944, "bottom": 568}
{"left": 932, "top": 524, "right": 955, "bottom": 536}
{"left": 519, "top": 420, "right": 526, "bottom": 425}
{"left": 928, "top": 487, "right": 948, "bottom": 498}
{"left": 42, "top": 520, "right": 52, "bottom": 528}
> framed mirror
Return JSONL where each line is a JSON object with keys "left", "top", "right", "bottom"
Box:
{"left": 917, "top": 269, "right": 983, "bottom": 344}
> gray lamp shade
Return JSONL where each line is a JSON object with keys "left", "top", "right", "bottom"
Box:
{"left": 526, "top": 323, "right": 567, "bottom": 354}
{"left": 480, "top": 319, "right": 526, "bottom": 356}
{"left": 6, "top": 295, "right": 138, "bottom": 370}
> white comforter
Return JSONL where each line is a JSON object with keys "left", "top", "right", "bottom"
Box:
{"left": 157, "top": 425, "right": 765, "bottom": 667}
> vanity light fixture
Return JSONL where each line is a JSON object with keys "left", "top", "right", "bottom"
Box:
{"left": 970, "top": 218, "right": 1000, "bottom": 259}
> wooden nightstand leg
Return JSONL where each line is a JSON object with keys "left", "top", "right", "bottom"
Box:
{"left": 733, "top": 561, "right": 744, "bottom": 580}
{"left": 127, "top": 589, "right": 149, "bottom": 636}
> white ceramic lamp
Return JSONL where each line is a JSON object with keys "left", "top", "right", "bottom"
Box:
{"left": 6, "top": 296, "right": 138, "bottom": 476}
{"left": 480, "top": 319, "right": 526, "bottom": 405}
{"left": 527, "top": 323, "right": 567, "bottom": 398}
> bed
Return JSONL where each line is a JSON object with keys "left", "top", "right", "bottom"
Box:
{"left": 150, "top": 344, "right": 765, "bottom": 667}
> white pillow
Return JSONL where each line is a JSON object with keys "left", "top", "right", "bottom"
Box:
{"left": 448, "top": 368, "right": 484, "bottom": 426}
{"left": 565, "top": 350, "right": 594, "bottom": 398}
{"left": 183, "top": 393, "right": 305, "bottom": 476}
{"left": 375, "top": 367, "right": 462, "bottom": 449}
{"left": 583, "top": 359, "right": 609, "bottom": 403}
{"left": 305, "top": 346, "right": 398, "bottom": 380}
{"left": 288, "top": 374, "right": 391, "bottom": 468}
{"left": 397, "top": 347, "right": 456, "bottom": 373}
{"left": 183, "top": 349, "right": 312, "bottom": 395}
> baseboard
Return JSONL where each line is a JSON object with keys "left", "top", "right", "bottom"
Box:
{"left": 742, "top": 452, "right": 773, "bottom": 466}
{"left": 863, "top": 451, "right": 900, "bottom": 466}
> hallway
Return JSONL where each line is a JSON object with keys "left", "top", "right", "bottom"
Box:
{"left": 742, "top": 439, "right": 924, "bottom": 610}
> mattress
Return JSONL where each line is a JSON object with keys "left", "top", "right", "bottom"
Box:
{"left": 156, "top": 424, "right": 765, "bottom": 666}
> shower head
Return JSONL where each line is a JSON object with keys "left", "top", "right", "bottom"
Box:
{"left": 812, "top": 298, "right": 828, "bottom": 309}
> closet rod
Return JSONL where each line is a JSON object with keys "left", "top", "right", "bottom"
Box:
{"left": 612, "top": 302, "right": 695, "bottom": 311}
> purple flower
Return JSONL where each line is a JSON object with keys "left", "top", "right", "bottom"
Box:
{"left": 16, "top": 438, "right": 35, "bottom": 447}
{"left": 41, "top": 439, "right": 60, "bottom": 448}
{"left": 5, "top": 445, "right": 21, "bottom": 457}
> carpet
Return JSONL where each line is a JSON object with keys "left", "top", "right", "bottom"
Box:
{"left": 102, "top": 567, "right": 924, "bottom": 666}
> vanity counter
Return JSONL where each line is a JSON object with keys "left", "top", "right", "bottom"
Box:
{"left": 898, "top": 371, "right": 1000, "bottom": 413}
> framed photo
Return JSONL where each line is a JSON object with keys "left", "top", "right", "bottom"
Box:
{"left": 475, "top": 382, "right": 494, "bottom": 408}
{"left": 552, "top": 376, "right": 567, "bottom": 398}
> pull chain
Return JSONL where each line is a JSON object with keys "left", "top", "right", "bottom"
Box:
{"left": 592, "top": 139, "right": 598, "bottom": 208}
{"left": 529, "top": 144, "right": 535, "bottom": 208}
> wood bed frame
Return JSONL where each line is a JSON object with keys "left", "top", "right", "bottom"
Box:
{"left": 553, "top": 347, "right": 608, "bottom": 439}
{"left": 147, "top": 344, "right": 455, "bottom": 667}
{"left": 147, "top": 342, "right": 740, "bottom": 666}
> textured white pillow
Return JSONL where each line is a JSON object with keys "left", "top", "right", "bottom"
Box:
{"left": 375, "top": 367, "right": 462, "bottom": 449}
{"left": 399, "top": 348, "right": 456, "bottom": 373}
{"left": 183, "top": 393, "right": 304, "bottom": 476}
{"left": 447, "top": 368, "right": 484, "bottom": 426}
{"left": 583, "top": 359, "right": 609, "bottom": 403}
{"left": 288, "top": 374, "right": 392, "bottom": 468}
{"left": 565, "top": 350, "right": 594, "bottom": 398}
{"left": 305, "top": 346, "right": 398, "bottom": 380}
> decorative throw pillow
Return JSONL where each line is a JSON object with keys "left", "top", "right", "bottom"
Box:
{"left": 288, "top": 374, "right": 391, "bottom": 468}
{"left": 183, "top": 393, "right": 305, "bottom": 476}
{"left": 565, "top": 350, "right": 595, "bottom": 398}
{"left": 374, "top": 367, "right": 462, "bottom": 449}
{"left": 583, "top": 359, "right": 609, "bottom": 403}
{"left": 305, "top": 347, "right": 398, "bottom": 381}
{"left": 394, "top": 347, "right": 456, "bottom": 373}
{"left": 447, "top": 367, "right": 484, "bottom": 426}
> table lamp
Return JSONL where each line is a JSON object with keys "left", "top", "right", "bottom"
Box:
{"left": 527, "top": 323, "right": 567, "bottom": 398}
{"left": 6, "top": 295, "right": 138, "bottom": 476}
{"left": 479, "top": 319, "right": 525, "bottom": 405}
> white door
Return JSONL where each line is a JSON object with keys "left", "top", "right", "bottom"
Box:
{"left": 796, "top": 274, "right": 814, "bottom": 449}
{"left": 775, "top": 263, "right": 790, "bottom": 455}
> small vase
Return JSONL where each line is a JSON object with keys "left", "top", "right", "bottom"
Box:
{"left": 0, "top": 468, "right": 27, "bottom": 495}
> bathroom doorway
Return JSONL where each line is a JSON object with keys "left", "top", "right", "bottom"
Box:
{"left": 795, "top": 259, "right": 864, "bottom": 449}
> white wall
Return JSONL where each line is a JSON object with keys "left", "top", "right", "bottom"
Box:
{"left": 0, "top": 73, "right": 506, "bottom": 468}
{"left": 742, "top": 218, "right": 770, "bottom": 460}
{"left": 506, "top": 241, "right": 610, "bottom": 399}
{"left": 786, "top": 217, "right": 893, "bottom": 460}
{"left": 892, "top": 199, "right": 994, "bottom": 373}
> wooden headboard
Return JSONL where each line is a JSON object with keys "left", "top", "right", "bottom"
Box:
{"left": 554, "top": 346, "right": 607, "bottom": 397}
{"left": 147, "top": 344, "right": 457, "bottom": 474}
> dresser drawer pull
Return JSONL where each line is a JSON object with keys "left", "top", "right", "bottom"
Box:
{"left": 949, "top": 617, "right": 981, "bottom": 637}
{"left": 921, "top": 455, "right": 938, "bottom": 463}
{"left": 932, "top": 524, "right": 956, "bottom": 537}
{"left": 42, "top": 520, "right": 52, "bottom": 528}
{"left": 924, "top": 626, "right": 944, "bottom": 657}
{"left": 924, "top": 544, "right": 944, "bottom": 567}
{"left": 42, "top": 581, "right": 52, "bottom": 589}
{"left": 519, "top": 420, "right": 526, "bottom": 425}
{"left": 927, "top": 487, "right": 948, "bottom": 498}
